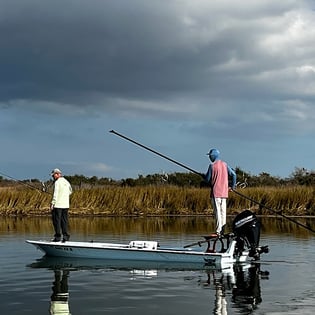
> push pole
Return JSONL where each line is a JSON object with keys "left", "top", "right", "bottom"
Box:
{"left": 110, "top": 129, "right": 315, "bottom": 234}
{"left": 109, "top": 130, "right": 204, "bottom": 177}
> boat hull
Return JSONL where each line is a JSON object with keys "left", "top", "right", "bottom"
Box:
{"left": 26, "top": 239, "right": 248, "bottom": 267}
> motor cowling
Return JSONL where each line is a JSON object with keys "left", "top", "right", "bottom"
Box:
{"left": 232, "top": 210, "right": 268, "bottom": 260}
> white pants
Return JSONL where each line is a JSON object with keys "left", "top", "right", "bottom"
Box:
{"left": 211, "top": 197, "right": 227, "bottom": 234}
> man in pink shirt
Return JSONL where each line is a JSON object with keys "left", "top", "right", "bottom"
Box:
{"left": 204, "top": 148, "right": 236, "bottom": 236}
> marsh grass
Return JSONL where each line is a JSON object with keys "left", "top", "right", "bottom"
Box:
{"left": 0, "top": 185, "right": 314, "bottom": 216}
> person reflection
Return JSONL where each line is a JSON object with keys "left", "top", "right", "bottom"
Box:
{"left": 213, "top": 277, "right": 227, "bottom": 315}
{"left": 50, "top": 269, "right": 71, "bottom": 315}
{"left": 203, "top": 270, "right": 233, "bottom": 315}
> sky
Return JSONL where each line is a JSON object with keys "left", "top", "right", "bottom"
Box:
{"left": 1, "top": 0, "right": 315, "bottom": 182}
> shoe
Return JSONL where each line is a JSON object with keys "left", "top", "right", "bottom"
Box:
{"left": 208, "top": 232, "right": 221, "bottom": 238}
{"left": 51, "top": 238, "right": 61, "bottom": 242}
{"left": 62, "top": 235, "right": 70, "bottom": 243}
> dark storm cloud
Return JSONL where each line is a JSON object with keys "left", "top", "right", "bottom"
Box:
{"left": 1, "top": 0, "right": 315, "bottom": 179}
{"left": 1, "top": 0, "right": 211, "bottom": 103}
{"left": 1, "top": 0, "right": 312, "bottom": 109}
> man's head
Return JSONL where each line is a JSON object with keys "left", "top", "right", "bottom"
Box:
{"left": 207, "top": 148, "right": 220, "bottom": 162}
{"left": 51, "top": 168, "right": 62, "bottom": 180}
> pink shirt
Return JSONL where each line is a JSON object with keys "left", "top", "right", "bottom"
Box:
{"left": 210, "top": 160, "right": 229, "bottom": 198}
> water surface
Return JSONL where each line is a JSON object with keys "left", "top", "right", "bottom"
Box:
{"left": 1, "top": 216, "right": 315, "bottom": 314}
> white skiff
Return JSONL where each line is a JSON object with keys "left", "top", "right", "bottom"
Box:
{"left": 26, "top": 237, "right": 248, "bottom": 267}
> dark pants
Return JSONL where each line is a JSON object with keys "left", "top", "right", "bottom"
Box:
{"left": 51, "top": 270, "right": 69, "bottom": 301}
{"left": 51, "top": 208, "right": 70, "bottom": 241}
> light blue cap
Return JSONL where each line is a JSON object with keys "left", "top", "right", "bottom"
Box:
{"left": 206, "top": 148, "right": 220, "bottom": 161}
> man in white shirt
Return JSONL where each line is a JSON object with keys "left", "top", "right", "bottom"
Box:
{"left": 50, "top": 168, "right": 73, "bottom": 242}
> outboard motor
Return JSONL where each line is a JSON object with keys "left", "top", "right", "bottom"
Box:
{"left": 232, "top": 210, "right": 268, "bottom": 260}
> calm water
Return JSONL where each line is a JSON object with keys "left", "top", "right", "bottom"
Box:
{"left": 1, "top": 216, "right": 315, "bottom": 314}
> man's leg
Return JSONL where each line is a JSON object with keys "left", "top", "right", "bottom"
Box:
{"left": 52, "top": 208, "right": 62, "bottom": 241}
{"left": 61, "top": 209, "right": 70, "bottom": 241}
{"left": 212, "top": 198, "right": 223, "bottom": 234}
{"left": 220, "top": 198, "right": 227, "bottom": 234}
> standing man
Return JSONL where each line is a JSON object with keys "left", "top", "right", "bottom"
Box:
{"left": 204, "top": 149, "right": 236, "bottom": 237}
{"left": 50, "top": 168, "right": 72, "bottom": 242}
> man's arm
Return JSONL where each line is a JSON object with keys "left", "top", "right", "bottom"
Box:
{"left": 51, "top": 181, "right": 59, "bottom": 209}
{"left": 228, "top": 166, "right": 237, "bottom": 189}
{"left": 204, "top": 164, "right": 212, "bottom": 182}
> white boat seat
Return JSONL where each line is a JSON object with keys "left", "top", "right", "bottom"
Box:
{"left": 129, "top": 240, "right": 159, "bottom": 250}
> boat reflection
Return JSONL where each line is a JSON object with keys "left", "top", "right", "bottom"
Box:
{"left": 28, "top": 256, "right": 227, "bottom": 315}
{"left": 28, "top": 255, "right": 222, "bottom": 272}
{"left": 28, "top": 257, "right": 268, "bottom": 315}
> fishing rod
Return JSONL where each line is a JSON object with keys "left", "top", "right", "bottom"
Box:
{"left": 110, "top": 129, "right": 315, "bottom": 234}
{"left": 0, "top": 171, "right": 51, "bottom": 194}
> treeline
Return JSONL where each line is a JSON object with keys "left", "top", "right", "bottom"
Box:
{"left": 0, "top": 167, "right": 315, "bottom": 189}
{"left": 68, "top": 167, "right": 315, "bottom": 188}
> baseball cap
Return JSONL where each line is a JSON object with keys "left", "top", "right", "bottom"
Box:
{"left": 51, "top": 168, "right": 62, "bottom": 176}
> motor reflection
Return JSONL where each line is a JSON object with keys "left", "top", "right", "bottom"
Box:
{"left": 50, "top": 269, "right": 71, "bottom": 315}
{"left": 200, "top": 263, "right": 269, "bottom": 314}
{"left": 232, "top": 263, "right": 268, "bottom": 313}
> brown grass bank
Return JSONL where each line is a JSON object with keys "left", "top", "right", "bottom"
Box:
{"left": 0, "top": 185, "right": 314, "bottom": 216}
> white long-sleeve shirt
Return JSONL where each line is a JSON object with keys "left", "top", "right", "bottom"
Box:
{"left": 51, "top": 177, "right": 72, "bottom": 208}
